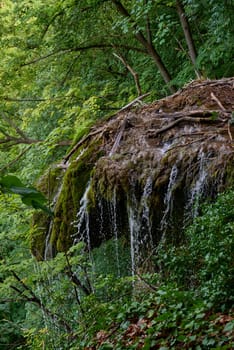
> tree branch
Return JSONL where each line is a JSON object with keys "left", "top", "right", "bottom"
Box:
{"left": 1, "top": 113, "right": 27, "bottom": 139}
{"left": 111, "top": 0, "right": 175, "bottom": 92}
{"left": 113, "top": 52, "right": 142, "bottom": 96}
{"left": 21, "top": 44, "right": 146, "bottom": 67}
{"left": 144, "top": 0, "right": 152, "bottom": 44}
{"left": 65, "top": 252, "right": 91, "bottom": 296}
{"left": 176, "top": 0, "right": 201, "bottom": 78}
{"left": 148, "top": 115, "right": 221, "bottom": 138}
{"left": 0, "top": 146, "right": 32, "bottom": 172}
{"left": 0, "top": 136, "right": 42, "bottom": 146}
{"left": 11, "top": 270, "right": 73, "bottom": 333}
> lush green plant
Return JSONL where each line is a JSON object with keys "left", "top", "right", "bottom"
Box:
{"left": 0, "top": 175, "right": 52, "bottom": 215}
{"left": 157, "top": 189, "right": 234, "bottom": 308}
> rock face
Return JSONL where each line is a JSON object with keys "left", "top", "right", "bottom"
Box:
{"left": 31, "top": 78, "right": 234, "bottom": 267}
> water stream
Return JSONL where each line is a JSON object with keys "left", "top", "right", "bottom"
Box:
{"left": 185, "top": 150, "right": 209, "bottom": 221}
{"left": 128, "top": 176, "right": 154, "bottom": 274}
{"left": 73, "top": 181, "right": 92, "bottom": 258}
{"left": 160, "top": 164, "right": 178, "bottom": 236}
{"left": 108, "top": 190, "right": 121, "bottom": 277}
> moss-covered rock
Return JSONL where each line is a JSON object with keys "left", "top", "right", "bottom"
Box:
{"left": 31, "top": 79, "right": 234, "bottom": 266}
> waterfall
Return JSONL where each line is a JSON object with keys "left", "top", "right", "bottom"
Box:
{"left": 160, "top": 164, "right": 178, "bottom": 235}
{"left": 73, "top": 181, "right": 92, "bottom": 258}
{"left": 185, "top": 151, "right": 209, "bottom": 220}
{"left": 44, "top": 220, "right": 55, "bottom": 260}
{"left": 109, "top": 190, "right": 121, "bottom": 277}
{"left": 128, "top": 203, "right": 141, "bottom": 275}
{"left": 127, "top": 176, "right": 154, "bottom": 275}
{"left": 44, "top": 180, "right": 64, "bottom": 260}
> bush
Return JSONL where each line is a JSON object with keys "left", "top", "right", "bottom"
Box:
{"left": 157, "top": 189, "right": 234, "bottom": 308}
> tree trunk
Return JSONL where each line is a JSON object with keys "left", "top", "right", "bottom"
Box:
{"left": 111, "top": 0, "right": 175, "bottom": 93}
{"left": 176, "top": 0, "right": 201, "bottom": 78}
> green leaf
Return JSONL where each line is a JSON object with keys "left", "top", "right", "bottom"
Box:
{"left": 10, "top": 186, "right": 46, "bottom": 202}
{"left": 223, "top": 321, "right": 234, "bottom": 332}
{"left": 0, "top": 175, "right": 52, "bottom": 215}
{"left": 0, "top": 175, "right": 24, "bottom": 188}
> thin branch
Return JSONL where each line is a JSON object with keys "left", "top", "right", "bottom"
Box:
{"left": 63, "top": 92, "right": 151, "bottom": 163}
{"left": 210, "top": 92, "right": 226, "bottom": 111}
{"left": 41, "top": 10, "right": 65, "bottom": 40}
{"left": 1, "top": 113, "right": 27, "bottom": 139}
{"left": 11, "top": 271, "right": 73, "bottom": 333}
{"left": 135, "top": 272, "right": 158, "bottom": 291}
{"left": 145, "top": 2, "right": 152, "bottom": 44}
{"left": 22, "top": 44, "right": 146, "bottom": 67}
{"left": 0, "top": 136, "right": 42, "bottom": 146}
{"left": 65, "top": 252, "right": 91, "bottom": 297}
{"left": 111, "top": 0, "right": 175, "bottom": 91}
{"left": 60, "top": 55, "right": 79, "bottom": 87}
{"left": 63, "top": 127, "right": 105, "bottom": 163}
{"left": 113, "top": 52, "right": 142, "bottom": 95}
{"left": 148, "top": 116, "right": 220, "bottom": 138}
{"left": 2, "top": 97, "right": 48, "bottom": 102}
{"left": 0, "top": 145, "right": 32, "bottom": 172}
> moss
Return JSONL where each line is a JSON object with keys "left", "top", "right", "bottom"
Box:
{"left": 225, "top": 161, "right": 234, "bottom": 188}
{"left": 36, "top": 165, "right": 64, "bottom": 198}
{"left": 49, "top": 139, "right": 103, "bottom": 253}
{"left": 30, "top": 211, "right": 50, "bottom": 261}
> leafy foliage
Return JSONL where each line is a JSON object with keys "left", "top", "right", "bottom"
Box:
{"left": 0, "top": 0, "right": 233, "bottom": 349}
{"left": 0, "top": 190, "right": 233, "bottom": 349}
{"left": 157, "top": 189, "right": 234, "bottom": 307}
{"left": 0, "top": 175, "right": 52, "bottom": 215}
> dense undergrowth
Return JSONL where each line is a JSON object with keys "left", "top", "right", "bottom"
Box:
{"left": 1, "top": 189, "right": 233, "bottom": 349}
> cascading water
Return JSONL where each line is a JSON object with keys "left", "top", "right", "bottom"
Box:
{"left": 160, "top": 164, "right": 178, "bottom": 236}
{"left": 185, "top": 150, "right": 209, "bottom": 221}
{"left": 128, "top": 203, "right": 141, "bottom": 275}
{"left": 108, "top": 190, "right": 121, "bottom": 277}
{"left": 127, "top": 176, "right": 154, "bottom": 274}
{"left": 73, "top": 181, "right": 92, "bottom": 257}
{"left": 44, "top": 220, "right": 55, "bottom": 260}
{"left": 44, "top": 180, "right": 64, "bottom": 260}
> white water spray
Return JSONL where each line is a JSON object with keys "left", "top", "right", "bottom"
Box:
{"left": 128, "top": 176, "right": 154, "bottom": 275}
{"left": 186, "top": 151, "right": 208, "bottom": 219}
{"left": 73, "top": 181, "right": 92, "bottom": 258}
{"left": 109, "top": 190, "right": 121, "bottom": 277}
{"left": 160, "top": 164, "right": 178, "bottom": 235}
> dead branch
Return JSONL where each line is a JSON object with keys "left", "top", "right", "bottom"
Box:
{"left": 113, "top": 52, "right": 142, "bottom": 96}
{"left": 211, "top": 92, "right": 226, "bottom": 111}
{"left": 109, "top": 118, "right": 128, "bottom": 156}
{"left": 63, "top": 93, "right": 150, "bottom": 163}
{"left": 148, "top": 116, "right": 220, "bottom": 138}
{"left": 185, "top": 77, "right": 234, "bottom": 89}
{"left": 165, "top": 136, "right": 212, "bottom": 153}
{"left": 154, "top": 109, "right": 230, "bottom": 120}
{"left": 63, "top": 127, "right": 105, "bottom": 163}
{"left": 227, "top": 122, "right": 233, "bottom": 142}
